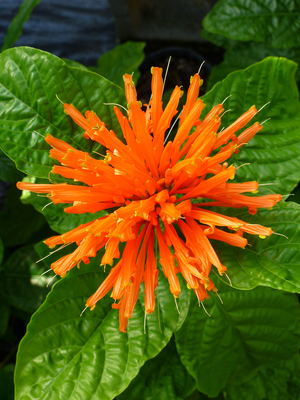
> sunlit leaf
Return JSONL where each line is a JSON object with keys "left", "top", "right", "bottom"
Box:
{"left": 118, "top": 338, "right": 196, "bottom": 400}
{"left": 0, "top": 47, "right": 126, "bottom": 178}
{"left": 97, "top": 41, "right": 146, "bottom": 86}
{"left": 15, "top": 254, "right": 190, "bottom": 400}
{"left": 203, "top": 0, "right": 300, "bottom": 48}
{"left": 212, "top": 202, "right": 300, "bottom": 293}
{"left": 175, "top": 280, "right": 300, "bottom": 397}
{"left": 202, "top": 57, "right": 300, "bottom": 194}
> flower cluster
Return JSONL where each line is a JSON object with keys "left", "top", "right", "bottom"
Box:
{"left": 17, "top": 68, "right": 281, "bottom": 332}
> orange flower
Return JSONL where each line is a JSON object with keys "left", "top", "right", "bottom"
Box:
{"left": 17, "top": 67, "right": 282, "bottom": 332}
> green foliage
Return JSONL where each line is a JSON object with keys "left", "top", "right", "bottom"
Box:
{"left": 203, "top": 0, "right": 300, "bottom": 48}
{"left": 118, "top": 338, "right": 196, "bottom": 400}
{"left": 15, "top": 257, "right": 190, "bottom": 400}
{"left": 0, "top": 185, "right": 49, "bottom": 247}
{"left": 0, "top": 47, "right": 126, "bottom": 178}
{"left": 175, "top": 280, "right": 300, "bottom": 398}
{"left": 202, "top": 57, "right": 300, "bottom": 194}
{"left": 0, "top": 149, "right": 24, "bottom": 182}
{"left": 1, "top": 0, "right": 42, "bottom": 52}
{"left": 96, "top": 41, "right": 146, "bottom": 87}
{"left": 212, "top": 202, "right": 300, "bottom": 292}
{"left": 206, "top": 40, "right": 300, "bottom": 91}
{"left": 0, "top": 245, "right": 54, "bottom": 313}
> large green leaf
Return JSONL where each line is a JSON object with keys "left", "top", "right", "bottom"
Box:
{"left": 15, "top": 253, "right": 190, "bottom": 400}
{"left": 203, "top": 0, "right": 300, "bottom": 48}
{"left": 0, "top": 185, "right": 49, "bottom": 247}
{"left": 0, "top": 148, "right": 24, "bottom": 182}
{"left": 175, "top": 280, "right": 300, "bottom": 397}
{"left": 224, "top": 356, "right": 300, "bottom": 400}
{"left": 201, "top": 57, "right": 300, "bottom": 194}
{"left": 0, "top": 47, "right": 126, "bottom": 178}
{"left": 1, "top": 0, "right": 42, "bottom": 52}
{"left": 211, "top": 202, "right": 300, "bottom": 293}
{"left": 118, "top": 338, "right": 196, "bottom": 400}
{"left": 207, "top": 42, "right": 300, "bottom": 91}
{"left": 97, "top": 41, "right": 146, "bottom": 87}
{"left": 0, "top": 245, "right": 54, "bottom": 313}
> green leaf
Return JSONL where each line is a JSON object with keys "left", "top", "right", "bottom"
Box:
{"left": 0, "top": 47, "right": 126, "bottom": 178}
{"left": 201, "top": 57, "right": 300, "bottom": 194}
{"left": 15, "top": 254, "right": 190, "bottom": 400}
{"left": 118, "top": 338, "right": 196, "bottom": 400}
{"left": 175, "top": 280, "right": 300, "bottom": 397}
{"left": 0, "top": 245, "right": 55, "bottom": 313}
{"left": 0, "top": 364, "right": 15, "bottom": 400}
{"left": 1, "top": 0, "right": 42, "bottom": 52}
{"left": 212, "top": 202, "right": 300, "bottom": 293}
{"left": 61, "top": 58, "right": 90, "bottom": 71}
{"left": 0, "top": 148, "right": 24, "bottom": 182}
{"left": 224, "top": 355, "right": 300, "bottom": 400}
{"left": 0, "top": 185, "right": 49, "bottom": 247}
{"left": 97, "top": 41, "right": 146, "bottom": 86}
{"left": 203, "top": 0, "right": 300, "bottom": 48}
{"left": 207, "top": 41, "right": 300, "bottom": 91}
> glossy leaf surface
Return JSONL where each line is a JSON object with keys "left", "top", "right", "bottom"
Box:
{"left": 206, "top": 41, "right": 300, "bottom": 91}
{"left": 203, "top": 0, "right": 300, "bottom": 48}
{"left": 175, "top": 280, "right": 300, "bottom": 397}
{"left": 118, "top": 338, "right": 196, "bottom": 400}
{"left": 201, "top": 57, "right": 300, "bottom": 194}
{"left": 0, "top": 47, "right": 126, "bottom": 178}
{"left": 97, "top": 41, "right": 146, "bottom": 87}
{"left": 15, "top": 255, "right": 190, "bottom": 400}
{"left": 212, "top": 202, "right": 300, "bottom": 292}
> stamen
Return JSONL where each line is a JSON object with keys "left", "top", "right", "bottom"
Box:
{"left": 144, "top": 310, "right": 147, "bottom": 334}
{"left": 103, "top": 103, "right": 128, "bottom": 112}
{"left": 273, "top": 232, "right": 289, "bottom": 240}
{"left": 33, "top": 130, "right": 46, "bottom": 138}
{"left": 261, "top": 118, "right": 271, "bottom": 125}
{"left": 164, "top": 110, "right": 183, "bottom": 144}
{"left": 215, "top": 291, "right": 223, "bottom": 304}
{"left": 258, "top": 182, "right": 278, "bottom": 186}
{"left": 282, "top": 194, "right": 293, "bottom": 198}
{"left": 257, "top": 102, "right": 270, "bottom": 113}
{"left": 225, "top": 273, "right": 232, "bottom": 286}
{"left": 222, "top": 95, "right": 232, "bottom": 105}
{"left": 39, "top": 268, "right": 53, "bottom": 277}
{"left": 36, "top": 242, "right": 72, "bottom": 263}
{"left": 92, "top": 151, "right": 105, "bottom": 157}
{"left": 42, "top": 201, "right": 53, "bottom": 211}
{"left": 80, "top": 306, "right": 88, "bottom": 317}
{"left": 46, "top": 274, "right": 57, "bottom": 288}
{"left": 236, "top": 163, "right": 250, "bottom": 170}
{"left": 163, "top": 56, "right": 172, "bottom": 93}
{"left": 174, "top": 296, "right": 180, "bottom": 314}
{"left": 220, "top": 109, "right": 231, "bottom": 119}
{"left": 197, "top": 60, "right": 205, "bottom": 74}
{"left": 55, "top": 94, "right": 64, "bottom": 105}
{"left": 201, "top": 301, "right": 211, "bottom": 317}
